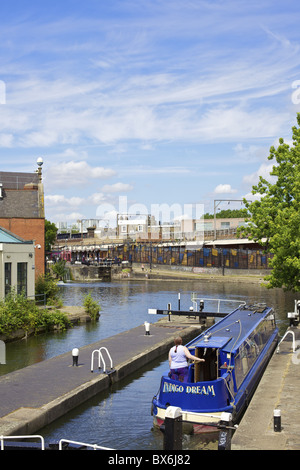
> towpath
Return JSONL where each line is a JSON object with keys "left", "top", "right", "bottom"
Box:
{"left": 232, "top": 326, "right": 300, "bottom": 450}
{"left": 0, "top": 318, "right": 202, "bottom": 436}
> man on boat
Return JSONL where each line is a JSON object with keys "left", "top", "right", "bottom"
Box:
{"left": 168, "top": 337, "right": 205, "bottom": 383}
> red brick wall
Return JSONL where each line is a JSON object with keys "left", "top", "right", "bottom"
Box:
{"left": 0, "top": 218, "right": 45, "bottom": 277}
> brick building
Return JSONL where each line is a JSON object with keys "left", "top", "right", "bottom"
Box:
{"left": 0, "top": 164, "right": 45, "bottom": 278}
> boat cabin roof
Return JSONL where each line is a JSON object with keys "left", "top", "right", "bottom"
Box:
{"left": 187, "top": 304, "right": 273, "bottom": 354}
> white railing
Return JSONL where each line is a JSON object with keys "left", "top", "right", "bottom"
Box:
{"left": 277, "top": 329, "right": 297, "bottom": 353}
{"left": 191, "top": 294, "right": 246, "bottom": 313}
{"left": 91, "top": 347, "right": 113, "bottom": 373}
{"left": 0, "top": 435, "right": 114, "bottom": 450}
{"left": 0, "top": 435, "right": 45, "bottom": 450}
{"left": 58, "top": 439, "right": 114, "bottom": 450}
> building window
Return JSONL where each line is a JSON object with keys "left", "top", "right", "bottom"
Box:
{"left": 4, "top": 263, "right": 11, "bottom": 297}
{"left": 204, "top": 222, "right": 213, "bottom": 231}
{"left": 221, "top": 222, "right": 230, "bottom": 229}
{"left": 17, "top": 262, "right": 27, "bottom": 296}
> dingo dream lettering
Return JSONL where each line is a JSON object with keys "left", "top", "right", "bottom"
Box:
{"left": 163, "top": 382, "right": 215, "bottom": 397}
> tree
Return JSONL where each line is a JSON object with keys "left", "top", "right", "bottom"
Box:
{"left": 239, "top": 114, "right": 300, "bottom": 292}
{"left": 203, "top": 209, "right": 249, "bottom": 219}
{"left": 45, "top": 219, "right": 58, "bottom": 252}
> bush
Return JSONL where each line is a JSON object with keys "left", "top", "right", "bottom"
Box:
{"left": 83, "top": 293, "right": 101, "bottom": 321}
{"left": 35, "top": 273, "right": 62, "bottom": 306}
{"left": 0, "top": 290, "right": 70, "bottom": 336}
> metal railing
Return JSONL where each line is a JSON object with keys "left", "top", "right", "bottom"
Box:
{"left": 277, "top": 329, "right": 297, "bottom": 353}
{"left": 0, "top": 435, "right": 45, "bottom": 450}
{"left": 0, "top": 435, "right": 114, "bottom": 450}
{"left": 91, "top": 347, "right": 114, "bottom": 373}
{"left": 190, "top": 294, "right": 246, "bottom": 313}
{"left": 58, "top": 439, "right": 114, "bottom": 450}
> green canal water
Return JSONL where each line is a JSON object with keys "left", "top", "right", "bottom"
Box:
{"left": 1, "top": 279, "right": 297, "bottom": 450}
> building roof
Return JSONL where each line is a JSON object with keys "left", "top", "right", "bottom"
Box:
{"left": 0, "top": 171, "right": 38, "bottom": 189}
{"left": 0, "top": 226, "right": 31, "bottom": 244}
{"left": 0, "top": 171, "right": 40, "bottom": 218}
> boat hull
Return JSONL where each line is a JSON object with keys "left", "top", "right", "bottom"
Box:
{"left": 153, "top": 408, "right": 223, "bottom": 434}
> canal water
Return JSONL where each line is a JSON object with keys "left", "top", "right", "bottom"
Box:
{"left": 1, "top": 279, "right": 296, "bottom": 450}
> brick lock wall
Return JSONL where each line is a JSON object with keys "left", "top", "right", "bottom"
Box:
{"left": 0, "top": 217, "right": 45, "bottom": 277}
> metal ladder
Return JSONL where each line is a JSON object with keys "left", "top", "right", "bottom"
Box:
{"left": 90, "top": 347, "right": 114, "bottom": 374}
{"left": 277, "top": 329, "right": 297, "bottom": 353}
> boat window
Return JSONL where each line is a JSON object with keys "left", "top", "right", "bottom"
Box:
{"left": 234, "top": 312, "right": 276, "bottom": 389}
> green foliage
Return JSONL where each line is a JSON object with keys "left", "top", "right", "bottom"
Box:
{"left": 0, "top": 290, "right": 70, "bottom": 336}
{"left": 203, "top": 209, "right": 249, "bottom": 219}
{"left": 52, "top": 260, "right": 69, "bottom": 281}
{"left": 45, "top": 219, "right": 58, "bottom": 252}
{"left": 83, "top": 293, "right": 101, "bottom": 320}
{"left": 35, "top": 273, "right": 62, "bottom": 306}
{"left": 239, "top": 113, "right": 300, "bottom": 292}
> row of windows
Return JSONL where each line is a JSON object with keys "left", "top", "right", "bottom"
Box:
{"left": 234, "top": 313, "right": 276, "bottom": 390}
{"left": 4, "top": 262, "right": 28, "bottom": 297}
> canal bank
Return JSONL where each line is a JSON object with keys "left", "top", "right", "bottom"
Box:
{"left": 67, "top": 262, "right": 269, "bottom": 284}
{"left": 232, "top": 326, "right": 300, "bottom": 450}
{"left": 0, "top": 306, "right": 95, "bottom": 343}
{"left": 0, "top": 318, "right": 202, "bottom": 437}
{"left": 128, "top": 263, "right": 268, "bottom": 284}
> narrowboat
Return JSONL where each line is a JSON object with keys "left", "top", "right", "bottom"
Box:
{"left": 152, "top": 302, "right": 278, "bottom": 433}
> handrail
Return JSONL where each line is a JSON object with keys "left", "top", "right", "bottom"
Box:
{"left": 191, "top": 294, "right": 246, "bottom": 313}
{"left": 27, "top": 293, "right": 47, "bottom": 306}
{"left": 91, "top": 347, "right": 113, "bottom": 373}
{"left": 58, "top": 439, "right": 114, "bottom": 450}
{"left": 277, "top": 329, "right": 296, "bottom": 353}
{"left": 0, "top": 435, "right": 45, "bottom": 450}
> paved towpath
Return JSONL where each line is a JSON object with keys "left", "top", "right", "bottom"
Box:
{"left": 232, "top": 326, "right": 300, "bottom": 450}
{"left": 0, "top": 319, "right": 202, "bottom": 436}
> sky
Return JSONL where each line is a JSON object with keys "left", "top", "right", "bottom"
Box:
{"left": 1, "top": 0, "right": 300, "bottom": 228}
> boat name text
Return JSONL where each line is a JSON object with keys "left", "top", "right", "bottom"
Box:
{"left": 163, "top": 382, "right": 215, "bottom": 396}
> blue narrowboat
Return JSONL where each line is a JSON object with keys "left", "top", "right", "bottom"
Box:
{"left": 152, "top": 303, "right": 278, "bottom": 433}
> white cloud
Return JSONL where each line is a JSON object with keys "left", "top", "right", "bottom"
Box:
{"left": 45, "top": 194, "right": 84, "bottom": 207}
{"left": 242, "top": 162, "right": 275, "bottom": 187}
{"left": 0, "top": 134, "right": 13, "bottom": 147}
{"left": 214, "top": 184, "right": 237, "bottom": 194}
{"left": 44, "top": 161, "right": 116, "bottom": 189}
{"left": 101, "top": 182, "right": 133, "bottom": 193}
{"left": 88, "top": 192, "right": 106, "bottom": 205}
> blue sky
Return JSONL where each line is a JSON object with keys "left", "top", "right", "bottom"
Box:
{"left": 1, "top": 0, "right": 300, "bottom": 227}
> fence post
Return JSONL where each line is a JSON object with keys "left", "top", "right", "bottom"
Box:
{"left": 163, "top": 407, "right": 182, "bottom": 450}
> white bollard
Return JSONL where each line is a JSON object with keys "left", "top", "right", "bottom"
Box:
{"left": 144, "top": 321, "right": 150, "bottom": 335}
{"left": 72, "top": 348, "right": 79, "bottom": 366}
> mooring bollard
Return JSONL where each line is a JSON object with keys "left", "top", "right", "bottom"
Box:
{"left": 163, "top": 406, "right": 182, "bottom": 450}
{"left": 274, "top": 409, "right": 281, "bottom": 432}
{"left": 218, "top": 412, "right": 233, "bottom": 450}
{"left": 144, "top": 321, "right": 150, "bottom": 336}
{"left": 72, "top": 347, "right": 79, "bottom": 366}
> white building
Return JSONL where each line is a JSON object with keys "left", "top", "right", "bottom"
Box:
{"left": 0, "top": 227, "right": 35, "bottom": 300}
